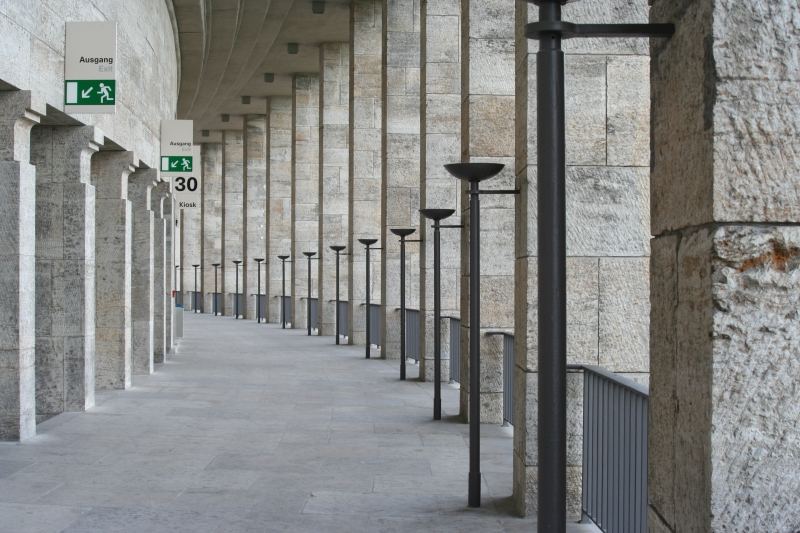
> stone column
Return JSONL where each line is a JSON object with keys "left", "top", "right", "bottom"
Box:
{"left": 419, "top": 0, "right": 461, "bottom": 381}
{"left": 245, "top": 114, "right": 268, "bottom": 320}
{"left": 268, "top": 97, "right": 293, "bottom": 323}
{"left": 349, "top": 0, "right": 384, "bottom": 345}
{"left": 0, "top": 91, "right": 44, "bottom": 440}
{"left": 128, "top": 168, "right": 156, "bottom": 375}
{"left": 292, "top": 74, "right": 321, "bottom": 330}
{"left": 30, "top": 125, "right": 101, "bottom": 422}
{"left": 513, "top": 0, "right": 653, "bottom": 517}
{"left": 164, "top": 194, "right": 175, "bottom": 353}
{"left": 223, "top": 130, "right": 245, "bottom": 317}
{"left": 182, "top": 183, "right": 202, "bottom": 312}
{"left": 202, "top": 143, "right": 224, "bottom": 313}
{"left": 152, "top": 182, "right": 169, "bottom": 363}
{"left": 649, "top": 2, "right": 800, "bottom": 531}
{"left": 91, "top": 150, "right": 137, "bottom": 390}
{"left": 459, "top": 0, "right": 516, "bottom": 423}
{"left": 381, "top": 0, "right": 422, "bottom": 361}
{"left": 318, "top": 43, "right": 351, "bottom": 337}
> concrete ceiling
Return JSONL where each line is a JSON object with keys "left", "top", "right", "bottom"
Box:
{"left": 173, "top": 0, "right": 351, "bottom": 142}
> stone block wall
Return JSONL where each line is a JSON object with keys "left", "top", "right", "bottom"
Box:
{"left": 223, "top": 131, "right": 245, "bottom": 317}
{"left": 202, "top": 143, "right": 224, "bottom": 313}
{"left": 245, "top": 114, "right": 268, "bottom": 319}
{"left": 268, "top": 97, "right": 294, "bottom": 323}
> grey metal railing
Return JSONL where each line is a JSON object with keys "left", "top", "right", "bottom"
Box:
{"left": 368, "top": 303, "right": 381, "bottom": 346}
{"left": 254, "top": 294, "right": 266, "bottom": 321}
{"left": 449, "top": 317, "right": 460, "bottom": 383}
{"left": 571, "top": 365, "right": 649, "bottom": 533}
{"left": 280, "top": 295, "right": 292, "bottom": 324}
{"left": 405, "top": 308, "right": 420, "bottom": 362}
{"left": 230, "top": 293, "right": 245, "bottom": 318}
{"left": 486, "top": 331, "right": 514, "bottom": 426}
{"left": 335, "top": 300, "right": 349, "bottom": 339}
{"left": 503, "top": 333, "right": 514, "bottom": 426}
{"left": 309, "top": 297, "right": 319, "bottom": 331}
{"left": 207, "top": 292, "right": 224, "bottom": 315}
{"left": 186, "top": 291, "right": 202, "bottom": 312}
{"left": 175, "top": 290, "right": 183, "bottom": 306}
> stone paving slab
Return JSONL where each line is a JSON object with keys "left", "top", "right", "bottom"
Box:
{"left": 0, "top": 313, "right": 596, "bottom": 532}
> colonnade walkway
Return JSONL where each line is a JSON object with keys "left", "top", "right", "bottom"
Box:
{"left": 0, "top": 313, "right": 602, "bottom": 532}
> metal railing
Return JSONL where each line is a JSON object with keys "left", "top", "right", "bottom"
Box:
{"left": 308, "top": 297, "right": 319, "bottom": 331}
{"left": 368, "top": 303, "right": 381, "bottom": 346}
{"left": 185, "top": 291, "right": 202, "bottom": 312}
{"left": 229, "top": 293, "right": 245, "bottom": 318}
{"left": 253, "top": 294, "right": 266, "bottom": 321}
{"left": 336, "top": 300, "right": 349, "bottom": 339}
{"left": 448, "top": 317, "right": 460, "bottom": 383}
{"left": 207, "top": 292, "right": 224, "bottom": 315}
{"left": 280, "top": 295, "right": 292, "bottom": 325}
{"left": 405, "top": 308, "right": 420, "bottom": 362}
{"left": 503, "top": 333, "right": 514, "bottom": 426}
{"left": 571, "top": 365, "right": 649, "bottom": 533}
{"left": 175, "top": 290, "right": 183, "bottom": 306}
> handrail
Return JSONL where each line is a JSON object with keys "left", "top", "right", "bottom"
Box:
{"left": 567, "top": 364, "right": 649, "bottom": 398}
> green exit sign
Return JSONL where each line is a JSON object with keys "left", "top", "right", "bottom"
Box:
{"left": 65, "top": 80, "right": 116, "bottom": 105}
{"left": 161, "top": 156, "right": 193, "bottom": 172}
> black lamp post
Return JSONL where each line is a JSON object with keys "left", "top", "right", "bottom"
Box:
{"left": 419, "top": 208, "right": 459, "bottom": 420}
{"left": 212, "top": 263, "right": 221, "bottom": 316}
{"left": 389, "top": 228, "right": 420, "bottom": 381}
{"left": 232, "top": 260, "right": 242, "bottom": 319}
{"left": 303, "top": 252, "right": 318, "bottom": 336}
{"left": 192, "top": 264, "right": 200, "bottom": 313}
{"left": 445, "top": 162, "right": 507, "bottom": 509}
{"left": 254, "top": 258, "right": 264, "bottom": 323}
{"left": 175, "top": 264, "right": 180, "bottom": 306}
{"left": 329, "top": 245, "right": 346, "bottom": 345}
{"left": 358, "top": 238, "right": 378, "bottom": 359}
{"left": 278, "top": 255, "right": 291, "bottom": 328}
{"left": 525, "top": 3, "right": 673, "bottom": 530}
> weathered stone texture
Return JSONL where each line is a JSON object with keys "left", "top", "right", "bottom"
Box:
{"left": 268, "top": 97, "right": 293, "bottom": 323}
{"left": 0, "top": 0, "right": 178, "bottom": 169}
{"left": 91, "top": 151, "right": 136, "bottom": 391}
{"left": 0, "top": 91, "right": 44, "bottom": 440}
{"left": 293, "top": 75, "right": 321, "bottom": 331}
{"left": 319, "top": 43, "right": 351, "bottom": 337}
{"left": 202, "top": 143, "right": 224, "bottom": 313}
{"left": 419, "top": 0, "right": 461, "bottom": 381}
{"left": 350, "top": 0, "right": 384, "bottom": 345}
{"left": 151, "top": 183, "right": 168, "bottom": 363}
{"left": 245, "top": 115, "right": 268, "bottom": 320}
{"left": 128, "top": 169, "right": 156, "bottom": 375}
{"left": 223, "top": 131, "right": 245, "bottom": 317}
{"left": 382, "top": 0, "right": 422, "bottom": 361}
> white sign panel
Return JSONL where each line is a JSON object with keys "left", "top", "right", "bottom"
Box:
{"left": 64, "top": 21, "right": 117, "bottom": 114}
{"left": 172, "top": 145, "right": 202, "bottom": 211}
{"left": 160, "top": 119, "right": 194, "bottom": 178}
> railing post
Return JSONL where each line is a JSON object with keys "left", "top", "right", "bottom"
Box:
{"left": 329, "top": 245, "right": 346, "bottom": 345}
{"left": 254, "top": 258, "right": 264, "bottom": 323}
{"left": 303, "top": 252, "right": 317, "bottom": 336}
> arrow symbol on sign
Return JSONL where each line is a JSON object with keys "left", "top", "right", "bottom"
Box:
{"left": 81, "top": 87, "right": 94, "bottom": 98}
{"left": 171, "top": 160, "right": 179, "bottom": 169}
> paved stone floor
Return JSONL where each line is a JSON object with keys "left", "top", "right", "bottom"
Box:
{"left": 0, "top": 313, "right": 596, "bottom": 532}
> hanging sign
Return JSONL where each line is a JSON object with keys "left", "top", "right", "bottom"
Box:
{"left": 64, "top": 21, "right": 117, "bottom": 114}
{"left": 160, "top": 119, "right": 194, "bottom": 178}
{"left": 172, "top": 145, "right": 202, "bottom": 210}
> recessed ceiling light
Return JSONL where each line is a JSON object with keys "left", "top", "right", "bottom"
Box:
{"left": 288, "top": 43, "right": 299, "bottom": 54}
{"left": 241, "top": 96, "right": 251, "bottom": 105}
{"left": 221, "top": 114, "right": 230, "bottom": 122}
{"left": 312, "top": 1, "right": 325, "bottom": 14}
{"left": 202, "top": 129, "right": 209, "bottom": 137}
{"left": 264, "top": 73, "right": 275, "bottom": 83}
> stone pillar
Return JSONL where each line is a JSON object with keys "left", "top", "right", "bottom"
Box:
{"left": 222, "top": 130, "right": 245, "bottom": 317}
{"left": 91, "top": 150, "right": 137, "bottom": 390}
{"left": 202, "top": 143, "right": 223, "bottom": 313}
{"left": 381, "top": 0, "right": 422, "bottom": 361}
{"left": 164, "top": 194, "right": 175, "bottom": 353}
{"left": 245, "top": 114, "right": 268, "bottom": 319}
{"left": 152, "top": 182, "right": 168, "bottom": 363}
{"left": 349, "top": 0, "right": 384, "bottom": 345}
{"left": 512, "top": 0, "right": 653, "bottom": 517}
{"left": 30, "top": 125, "right": 101, "bottom": 422}
{"left": 459, "top": 0, "right": 515, "bottom": 423}
{"left": 419, "top": 0, "right": 461, "bottom": 381}
{"left": 0, "top": 91, "right": 44, "bottom": 440}
{"left": 318, "top": 43, "right": 351, "bottom": 337}
{"left": 182, "top": 183, "right": 202, "bottom": 312}
{"left": 292, "top": 74, "right": 321, "bottom": 330}
{"left": 268, "top": 97, "right": 293, "bottom": 323}
{"left": 649, "top": 2, "right": 800, "bottom": 531}
{"left": 128, "top": 168, "right": 156, "bottom": 375}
